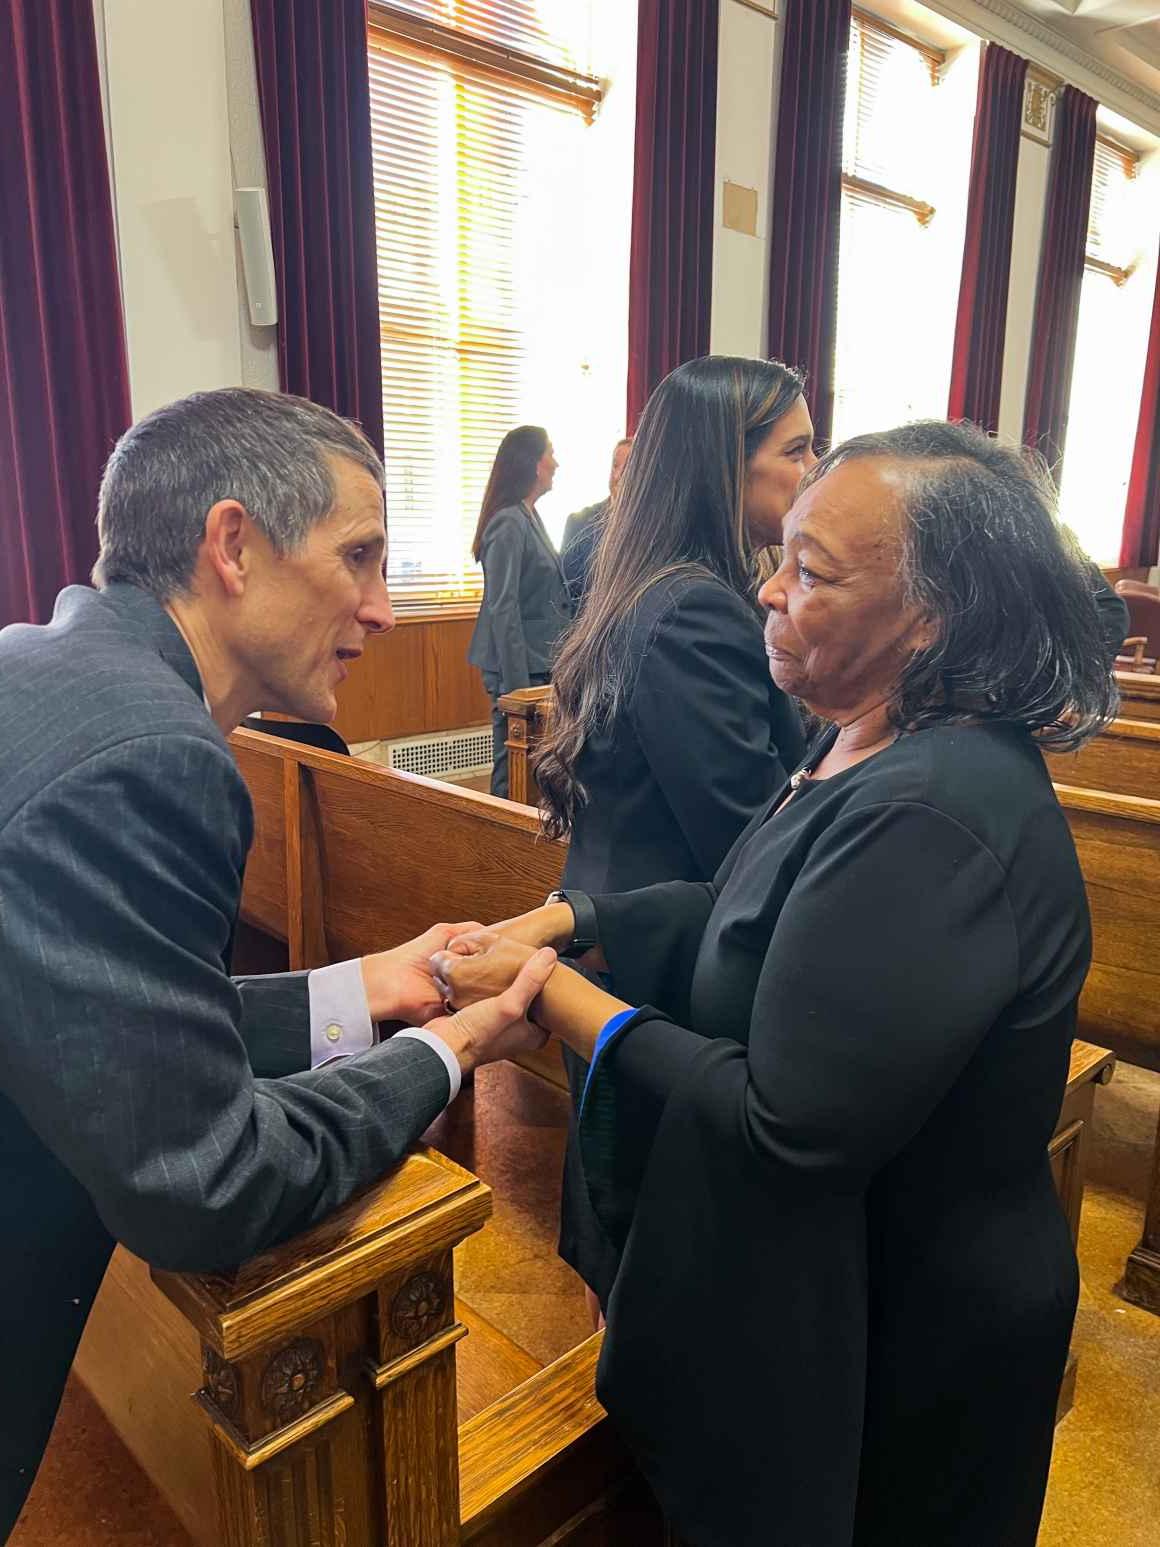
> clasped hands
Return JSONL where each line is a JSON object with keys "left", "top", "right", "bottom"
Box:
{"left": 359, "top": 904, "right": 579, "bottom": 1077}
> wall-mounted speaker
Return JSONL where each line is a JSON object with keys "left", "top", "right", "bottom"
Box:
{"left": 234, "top": 186, "right": 278, "bottom": 328}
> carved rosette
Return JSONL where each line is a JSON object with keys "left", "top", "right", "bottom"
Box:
{"left": 390, "top": 1271, "right": 447, "bottom": 1343}
{"left": 259, "top": 1337, "right": 325, "bottom": 1424}
{"left": 201, "top": 1347, "right": 240, "bottom": 1422}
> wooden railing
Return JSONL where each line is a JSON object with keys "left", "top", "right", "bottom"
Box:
{"left": 76, "top": 1148, "right": 646, "bottom": 1545}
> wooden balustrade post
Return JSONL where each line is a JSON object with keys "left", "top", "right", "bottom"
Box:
{"left": 498, "top": 686, "right": 553, "bottom": 808}
{"left": 1121, "top": 1101, "right": 1160, "bottom": 1314}
{"left": 150, "top": 1148, "right": 491, "bottom": 1546}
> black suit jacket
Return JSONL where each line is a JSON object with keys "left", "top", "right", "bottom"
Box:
{"left": 560, "top": 499, "right": 607, "bottom": 608}
{"left": 0, "top": 585, "right": 452, "bottom": 1533}
{"left": 562, "top": 571, "right": 806, "bottom": 894}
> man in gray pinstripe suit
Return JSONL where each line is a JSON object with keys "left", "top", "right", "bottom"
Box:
{"left": 0, "top": 389, "right": 556, "bottom": 1536}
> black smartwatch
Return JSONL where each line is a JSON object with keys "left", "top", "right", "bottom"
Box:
{"left": 545, "top": 888, "right": 599, "bottom": 959}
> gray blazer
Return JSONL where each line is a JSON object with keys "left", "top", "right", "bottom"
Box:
{"left": 468, "top": 502, "right": 571, "bottom": 695}
{"left": 0, "top": 584, "right": 452, "bottom": 1526}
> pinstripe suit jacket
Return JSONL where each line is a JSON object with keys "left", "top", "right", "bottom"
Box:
{"left": 0, "top": 584, "right": 451, "bottom": 1524}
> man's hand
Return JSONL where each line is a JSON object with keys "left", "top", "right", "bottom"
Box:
{"left": 360, "top": 922, "right": 483, "bottom": 1024}
{"left": 430, "top": 931, "right": 542, "bottom": 1011}
{"left": 424, "top": 946, "right": 558, "bottom": 1076}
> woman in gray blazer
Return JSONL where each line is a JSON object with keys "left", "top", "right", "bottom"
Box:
{"left": 468, "top": 425, "right": 571, "bottom": 797}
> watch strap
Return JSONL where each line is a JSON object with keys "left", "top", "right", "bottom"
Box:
{"left": 547, "top": 888, "right": 599, "bottom": 958}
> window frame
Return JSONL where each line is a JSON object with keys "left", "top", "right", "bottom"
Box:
{"left": 841, "top": 10, "right": 946, "bottom": 227}
{"left": 366, "top": 3, "right": 604, "bottom": 613}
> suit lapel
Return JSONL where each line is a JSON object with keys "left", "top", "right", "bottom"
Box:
{"left": 523, "top": 503, "right": 564, "bottom": 578}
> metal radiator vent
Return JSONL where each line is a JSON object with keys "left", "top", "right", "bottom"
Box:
{"left": 385, "top": 726, "right": 492, "bottom": 780}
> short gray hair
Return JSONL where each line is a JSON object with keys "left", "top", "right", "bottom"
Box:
{"left": 94, "top": 388, "right": 385, "bottom": 600}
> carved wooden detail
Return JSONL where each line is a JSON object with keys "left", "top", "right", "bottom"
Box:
{"left": 260, "top": 1337, "right": 326, "bottom": 1425}
{"left": 390, "top": 1271, "right": 447, "bottom": 1343}
{"left": 201, "top": 1346, "right": 240, "bottom": 1422}
{"left": 1023, "top": 75, "right": 1056, "bottom": 146}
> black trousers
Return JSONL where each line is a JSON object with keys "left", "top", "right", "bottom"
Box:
{"left": 0, "top": 1099, "right": 114, "bottom": 1541}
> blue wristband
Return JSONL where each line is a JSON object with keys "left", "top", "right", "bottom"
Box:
{"left": 580, "top": 1007, "right": 638, "bottom": 1114}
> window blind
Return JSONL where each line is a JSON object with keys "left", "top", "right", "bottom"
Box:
{"left": 368, "top": 5, "right": 598, "bottom": 607}
{"left": 843, "top": 14, "right": 942, "bottom": 204}
{"left": 1086, "top": 137, "right": 1139, "bottom": 281}
{"left": 379, "top": 0, "right": 584, "bottom": 72}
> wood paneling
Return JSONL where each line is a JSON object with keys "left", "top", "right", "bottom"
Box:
{"left": 73, "top": 1250, "right": 210, "bottom": 1543}
{"left": 333, "top": 612, "right": 492, "bottom": 744}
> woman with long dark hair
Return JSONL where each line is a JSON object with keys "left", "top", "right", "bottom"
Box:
{"left": 468, "top": 425, "right": 570, "bottom": 797}
{"left": 534, "top": 356, "right": 818, "bottom": 1310}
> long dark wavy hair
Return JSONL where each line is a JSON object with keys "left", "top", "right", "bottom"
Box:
{"left": 809, "top": 420, "right": 1117, "bottom": 750}
{"left": 535, "top": 355, "right": 806, "bottom": 839}
{"left": 472, "top": 426, "right": 549, "bottom": 559}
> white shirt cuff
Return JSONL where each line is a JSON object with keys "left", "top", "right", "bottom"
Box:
{"left": 306, "top": 958, "right": 376, "bottom": 1068}
{"left": 394, "top": 1028, "right": 462, "bottom": 1104}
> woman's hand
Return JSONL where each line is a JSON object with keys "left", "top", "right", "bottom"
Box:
{"left": 430, "top": 931, "right": 546, "bottom": 1012}
{"left": 482, "top": 902, "right": 576, "bottom": 952}
{"left": 423, "top": 946, "right": 558, "bottom": 1075}
{"left": 433, "top": 933, "right": 630, "bottom": 1063}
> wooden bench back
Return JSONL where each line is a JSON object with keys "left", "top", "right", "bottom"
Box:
{"left": 233, "top": 729, "right": 1159, "bottom": 1074}
{"left": 1058, "top": 785, "right": 1160, "bottom": 1070}
{"left": 1045, "top": 717, "right": 1160, "bottom": 802}
{"left": 231, "top": 729, "right": 564, "bottom": 967}
{"left": 1116, "top": 670, "right": 1160, "bottom": 722}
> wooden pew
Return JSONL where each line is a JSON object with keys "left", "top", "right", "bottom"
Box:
{"left": 1116, "top": 670, "right": 1160, "bottom": 722}
{"left": 76, "top": 1154, "right": 653, "bottom": 1546}
{"left": 498, "top": 685, "right": 553, "bottom": 808}
{"left": 1054, "top": 785, "right": 1160, "bottom": 1314}
{"left": 1044, "top": 717, "right": 1160, "bottom": 802}
{"left": 236, "top": 729, "right": 567, "bottom": 1092}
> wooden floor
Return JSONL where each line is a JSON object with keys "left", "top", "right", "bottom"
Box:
{"left": 11, "top": 1061, "right": 1160, "bottom": 1545}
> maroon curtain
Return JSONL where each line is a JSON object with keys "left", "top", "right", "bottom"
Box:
{"left": 1120, "top": 252, "right": 1160, "bottom": 567}
{"left": 626, "top": 0, "right": 719, "bottom": 430}
{"left": 947, "top": 44, "right": 1028, "bottom": 432}
{"left": 1022, "top": 85, "right": 1097, "bottom": 478}
{"left": 767, "top": 0, "right": 851, "bottom": 448}
{"left": 0, "top": 0, "right": 131, "bottom": 628}
{"left": 251, "top": 0, "right": 384, "bottom": 456}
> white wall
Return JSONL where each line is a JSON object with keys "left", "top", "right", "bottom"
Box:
{"left": 998, "top": 133, "right": 1051, "bottom": 444}
{"left": 94, "top": 0, "right": 276, "bottom": 419}
{"left": 710, "top": 0, "right": 780, "bottom": 357}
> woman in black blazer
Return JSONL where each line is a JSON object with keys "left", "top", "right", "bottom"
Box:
{"left": 534, "top": 356, "right": 818, "bottom": 1308}
{"left": 467, "top": 425, "right": 570, "bottom": 797}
